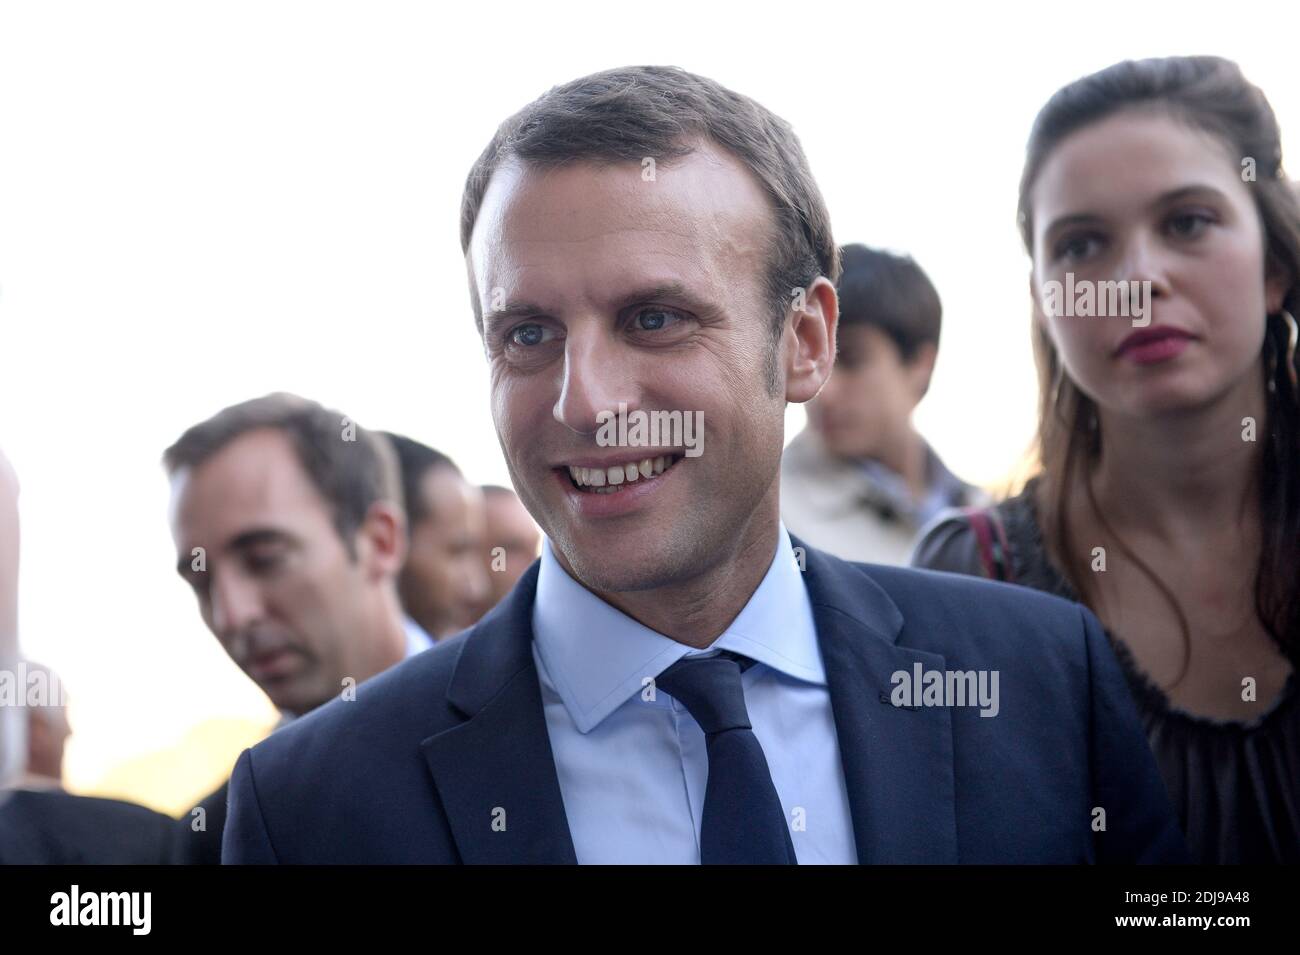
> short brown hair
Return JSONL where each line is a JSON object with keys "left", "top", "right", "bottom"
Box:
{"left": 459, "top": 65, "right": 840, "bottom": 338}
{"left": 836, "top": 244, "right": 942, "bottom": 362}
{"left": 163, "top": 393, "right": 402, "bottom": 553}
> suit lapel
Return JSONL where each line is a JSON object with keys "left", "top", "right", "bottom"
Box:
{"left": 419, "top": 563, "right": 578, "bottom": 864}
{"left": 795, "top": 538, "right": 959, "bottom": 863}
{"left": 419, "top": 540, "right": 958, "bottom": 865}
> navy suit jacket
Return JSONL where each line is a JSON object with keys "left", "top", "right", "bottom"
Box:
{"left": 0, "top": 790, "right": 180, "bottom": 864}
{"left": 224, "top": 540, "right": 1189, "bottom": 864}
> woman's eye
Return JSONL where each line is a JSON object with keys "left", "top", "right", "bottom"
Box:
{"left": 1055, "top": 233, "right": 1103, "bottom": 264}
{"left": 508, "top": 323, "right": 554, "bottom": 347}
{"left": 1167, "top": 211, "right": 1213, "bottom": 239}
{"left": 632, "top": 308, "right": 681, "bottom": 332}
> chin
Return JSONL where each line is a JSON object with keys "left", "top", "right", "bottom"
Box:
{"left": 1123, "top": 376, "right": 1233, "bottom": 417}
{"left": 269, "top": 680, "right": 327, "bottom": 717}
{"left": 554, "top": 533, "right": 695, "bottom": 596}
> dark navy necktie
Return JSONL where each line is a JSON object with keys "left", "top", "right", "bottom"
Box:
{"left": 654, "top": 651, "right": 798, "bottom": 864}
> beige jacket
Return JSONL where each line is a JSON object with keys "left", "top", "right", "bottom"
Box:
{"left": 780, "top": 428, "right": 985, "bottom": 566}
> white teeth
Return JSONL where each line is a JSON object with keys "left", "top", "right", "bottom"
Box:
{"left": 567, "top": 455, "right": 679, "bottom": 489}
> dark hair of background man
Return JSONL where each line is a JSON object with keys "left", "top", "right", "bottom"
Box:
{"left": 380, "top": 433, "right": 459, "bottom": 528}
{"left": 162, "top": 392, "right": 401, "bottom": 556}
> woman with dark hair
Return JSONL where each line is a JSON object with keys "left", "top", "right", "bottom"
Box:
{"left": 913, "top": 55, "right": 1299, "bottom": 864}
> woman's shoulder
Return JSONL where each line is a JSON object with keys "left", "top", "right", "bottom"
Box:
{"left": 909, "top": 507, "right": 986, "bottom": 576}
{"left": 909, "top": 479, "right": 1042, "bottom": 581}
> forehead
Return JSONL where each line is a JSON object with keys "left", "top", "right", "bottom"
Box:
{"left": 170, "top": 428, "right": 333, "bottom": 544}
{"left": 1032, "top": 110, "right": 1245, "bottom": 229}
{"left": 484, "top": 490, "right": 532, "bottom": 526}
{"left": 418, "top": 466, "right": 479, "bottom": 522}
{"left": 468, "top": 140, "right": 774, "bottom": 311}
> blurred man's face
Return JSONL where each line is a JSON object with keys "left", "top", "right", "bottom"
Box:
{"left": 807, "top": 324, "right": 932, "bottom": 461}
{"left": 27, "top": 706, "right": 69, "bottom": 781}
{"left": 398, "top": 467, "right": 489, "bottom": 637}
{"left": 482, "top": 489, "right": 540, "bottom": 606}
{"left": 170, "top": 428, "right": 394, "bottom": 715}
{"left": 469, "top": 141, "right": 810, "bottom": 594}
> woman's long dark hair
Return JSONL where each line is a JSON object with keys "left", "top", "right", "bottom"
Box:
{"left": 1017, "top": 56, "right": 1300, "bottom": 674}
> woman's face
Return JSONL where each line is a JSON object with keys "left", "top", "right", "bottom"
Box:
{"left": 1028, "top": 110, "right": 1288, "bottom": 418}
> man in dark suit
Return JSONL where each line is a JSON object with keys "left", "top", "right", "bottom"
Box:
{"left": 0, "top": 463, "right": 178, "bottom": 865}
{"left": 225, "top": 65, "right": 1188, "bottom": 864}
{"left": 164, "top": 395, "right": 437, "bottom": 863}
{"left": 0, "top": 789, "right": 179, "bottom": 864}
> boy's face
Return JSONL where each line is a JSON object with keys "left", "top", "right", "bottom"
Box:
{"left": 808, "top": 324, "right": 930, "bottom": 461}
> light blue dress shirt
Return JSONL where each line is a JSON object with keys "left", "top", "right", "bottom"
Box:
{"left": 531, "top": 524, "right": 859, "bottom": 864}
{"left": 402, "top": 616, "right": 436, "bottom": 658}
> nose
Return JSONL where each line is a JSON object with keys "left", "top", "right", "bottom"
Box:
{"left": 1115, "top": 231, "right": 1170, "bottom": 301}
{"left": 208, "top": 569, "right": 265, "bottom": 647}
{"left": 552, "top": 325, "right": 642, "bottom": 435}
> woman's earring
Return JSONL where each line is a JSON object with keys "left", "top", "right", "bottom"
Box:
{"left": 1281, "top": 309, "right": 1299, "bottom": 393}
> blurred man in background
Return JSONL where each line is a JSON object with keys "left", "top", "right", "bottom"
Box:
{"left": 480, "top": 484, "right": 540, "bottom": 610}
{"left": 165, "top": 394, "right": 432, "bottom": 863}
{"left": 781, "top": 244, "right": 984, "bottom": 564}
{"left": 0, "top": 459, "right": 177, "bottom": 864}
{"left": 13, "top": 660, "right": 69, "bottom": 789}
{"left": 0, "top": 449, "right": 20, "bottom": 795}
{"left": 384, "top": 434, "right": 490, "bottom": 639}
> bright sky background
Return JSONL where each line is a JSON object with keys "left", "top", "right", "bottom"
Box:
{"left": 0, "top": 0, "right": 1296, "bottom": 810}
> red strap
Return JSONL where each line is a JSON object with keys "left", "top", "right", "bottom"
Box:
{"left": 962, "top": 507, "right": 1014, "bottom": 583}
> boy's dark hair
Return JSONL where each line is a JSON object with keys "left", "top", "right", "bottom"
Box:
{"left": 836, "top": 244, "right": 942, "bottom": 362}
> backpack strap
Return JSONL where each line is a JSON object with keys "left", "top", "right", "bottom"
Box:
{"left": 962, "top": 506, "right": 1015, "bottom": 583}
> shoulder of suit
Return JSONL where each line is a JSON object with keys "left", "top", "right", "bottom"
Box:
{"left": 831, "top": 553, "right": 1088, "bottom": 657}
{"left": 249, "top": 632, "right": 470, "bottom": 758}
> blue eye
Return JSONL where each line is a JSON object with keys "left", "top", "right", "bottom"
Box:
{"left": 509, "top": 323, "right": 549, "bottom": 347}
{"left": 634, "top": 308, "right": 678, "bottom": 331}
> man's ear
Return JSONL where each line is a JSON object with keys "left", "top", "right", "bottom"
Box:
{"left": 785, "top": 276, "right": 838, "bottom": 404}
{"left": 357, "top": 501, "right": 407, "bottom": 581}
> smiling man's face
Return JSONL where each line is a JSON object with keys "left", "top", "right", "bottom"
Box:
{"left": 468, "top": 141, "right": 793, "bottom": 595}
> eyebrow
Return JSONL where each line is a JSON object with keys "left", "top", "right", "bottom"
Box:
{"left": 174, "top": 527, "right": 291, "bottom": 576}
{"left": 1043, "top": 183, "right": 1230, "bottom": 239}
{"left": 481, "top": 281, "right": 723, "bottom": 334}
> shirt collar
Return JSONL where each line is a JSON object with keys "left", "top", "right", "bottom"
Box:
{"left": 402, "top": 615, "right": 436, "bottom": 658}
{"left": 856, "top": 440, "right": 968, "bottom": 526}
{"left": 532, "top": 523, "right": 823, "bottom": 733}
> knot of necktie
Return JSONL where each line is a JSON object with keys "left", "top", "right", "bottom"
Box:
{"left": 654, "top": 652, "right": 753, "bottom": 736}
{"left": 651, "top": 649, "right": 796, "bottom": 864}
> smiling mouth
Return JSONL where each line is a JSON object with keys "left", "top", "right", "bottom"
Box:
{"left": 563, "top": 455, "right": 682, "bottom": 494}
